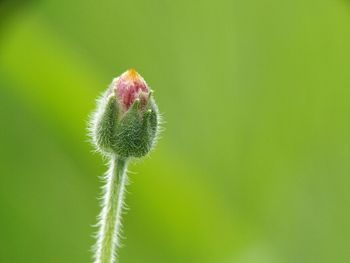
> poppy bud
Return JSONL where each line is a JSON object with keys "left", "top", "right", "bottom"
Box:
{"left": 90, "top": 69, "right": 159, "bottom": 158}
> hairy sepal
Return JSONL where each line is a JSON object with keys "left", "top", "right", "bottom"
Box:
{"left": 94, "top": 94, "right": 158, "bottom": 158}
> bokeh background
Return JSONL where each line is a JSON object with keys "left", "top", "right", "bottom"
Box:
{"left": 1, "top": 0, "right": 350, "bottom": 262}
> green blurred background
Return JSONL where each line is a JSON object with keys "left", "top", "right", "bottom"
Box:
{"left": 1, "top": 0, "right": 350, "bottom": 262}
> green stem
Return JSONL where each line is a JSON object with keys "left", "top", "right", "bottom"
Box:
{"left": 94, "top": 155, "right": 128, "bottom": 263}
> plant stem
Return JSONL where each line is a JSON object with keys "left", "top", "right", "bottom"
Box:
{"left": 94, "top": 155, "right": 128, "bottom": 263}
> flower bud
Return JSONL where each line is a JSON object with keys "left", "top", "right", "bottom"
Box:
{"left": 90, "top": 69, "right": 159, "bottom": 158}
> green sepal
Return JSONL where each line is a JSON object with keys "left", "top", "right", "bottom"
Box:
{"left": 113, "top": 97, "right": 158, "bottom": 158}
{"left": 95, "top": 94, "right": 119, "bottom": 154}
{"left": 93, "top": 92, "right": 159, "bottom": 158}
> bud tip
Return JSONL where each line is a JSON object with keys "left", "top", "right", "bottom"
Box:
{"left": 126, "top": 68, "right": 138, "bottom": 79}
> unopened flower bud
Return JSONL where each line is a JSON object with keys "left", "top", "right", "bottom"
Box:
{"left": 90, "top": 69, "right": 159, "bottom": 158}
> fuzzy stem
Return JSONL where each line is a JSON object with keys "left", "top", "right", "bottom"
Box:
{"left": 94, "top": 155, "right": 128, "bottom": 263}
